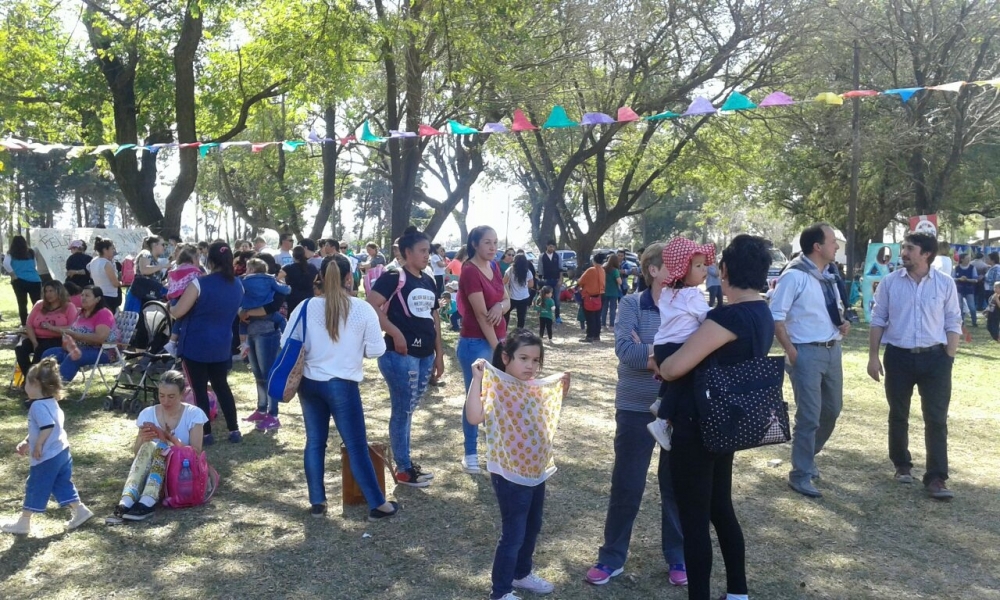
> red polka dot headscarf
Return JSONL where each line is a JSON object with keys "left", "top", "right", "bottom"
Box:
{"left": 661, "top": 237, "right": 716, "bottom": 286}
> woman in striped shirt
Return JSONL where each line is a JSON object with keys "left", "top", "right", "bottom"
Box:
{"left": 586, "top": 242, "right": 687, "bottom": 587}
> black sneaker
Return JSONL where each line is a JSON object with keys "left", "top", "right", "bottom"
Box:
{"left": 310, "top": 504, "right": 327, "bottom": 518}
{"left": 368, "top": 501, "right": 399, "bottom": 522}
{"left": 122, "top": 503, "right": 154, "bottom": 521}
{"left": 395, "top": 467, "right": 431, "bottom": 488}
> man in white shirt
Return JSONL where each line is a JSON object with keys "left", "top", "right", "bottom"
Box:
{"left": 931, "top": 241, "right": 953, "bottom": 275}
{"left": 274, "top": 233, "right": 294, "bottom": 266}
{"left": 868, "top": 232, "right": 962, "bottom": 500}
{"left": 771, "top": 224, "right": 849, "bottom": 499}
{"left": 253, "top": 236, "right": 269, "bottom": 254}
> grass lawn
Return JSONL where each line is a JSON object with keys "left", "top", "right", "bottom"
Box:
{"left": 0, "top": 282, "right": 998, "bottom": 599}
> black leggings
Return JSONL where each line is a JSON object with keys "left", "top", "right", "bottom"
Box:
{"left": 539, "top": 317, "right": 553, "bottom": 340}
{"left": 585, "top": 309, "right": 601, "bottom": 340}
{"left": 505, "top": 297, "right": 531, "bottom": 329}
{"left": 666, "top": 441, "right": 747, "bottom": 600}
{"left": 14, "top": 337, "right": 62, "bottom": 377}
{"left": 11, "top": 279, "right": 41, "bottom": 326}
{"left": 183, "top": 359, "right": 238, "bottom": 435}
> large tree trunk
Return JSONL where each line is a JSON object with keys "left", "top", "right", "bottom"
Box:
{"left": 312, "top": 104, "right": 340, "bottom": 240}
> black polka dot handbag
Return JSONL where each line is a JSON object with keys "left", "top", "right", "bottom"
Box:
{"left": 695, "top": 355, "right": 790, "bottom": 454}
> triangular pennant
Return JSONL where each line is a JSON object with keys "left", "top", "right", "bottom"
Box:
{"left": 681, "top": 97, "right": 717, "bottom": 116}
{"left": 580, "top": 112, "right": 616, "bottom": 126}
{"left": 972, "top": 77, "right": 1000, "bottom": 89}
{"left": 282, "top": 140, "right": 306, "bottom": 151}
{"left": 542, "top": 105, "right": 579, "bottom": 128}
{"left": 198, "top": 142, "right": 220, "bottom": 157}
{"left": 511, "top": 109, "right": 538, "bottom": 132}
{"left": 361, "top": 121, "right": 386, "bottom": 142}
{"left": 883, "top": 88, "right": 922, "bottom": 103}
{"left": 841, "top": 90, "right": 879, "bottom": 98}
{"left": 251, "top": 143, "right": 274, "bottom": 153}
{"left": 927, "top": 81, "right": 965, "bottom": 93}
{"left": 814, "top": 92, "right": 844, "bottom": 106}
{"left": 643, "top": 111, "right": 681, "bottom": 121}
{"left": 114, "top": 144, "right": 137, "bottom": 156}
{"left": 759, "top": 91, "right": 795, "bottom": 107}
{"left": 339, "top": 134, "right": 357, "bottom": 145}
{"left": 389, "top": 130, "right": 417, "bottom": 138}
{"left": 616, "top": 107, "right": 641, "bottom": 122}
{"left": 178, "top": 142, "right": 202, "bottom": 149}
{"left": 719, "top": 92, "right": 757, "bottom": 111}
{"left": 220, "top": 141, "right": 251, "bottom": 149}
{"left": 448, "top": 120, "right": 479, "bottom": 135}
{"left": 418, "top": 124, "right": 443, "bottom": 136}
{"left": 306, "top": 130, "right": 322, "bottom": 143}
{"left": 481, "top": 122, "right": 508, "bottom": 134}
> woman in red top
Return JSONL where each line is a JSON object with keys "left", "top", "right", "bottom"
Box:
{"left": 456, "top": 226, "right": 510, "bottom": 474}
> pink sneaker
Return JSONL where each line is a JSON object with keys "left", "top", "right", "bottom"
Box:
{"left": 585, "top": 563, "right": 623, "bottom": 585}
{"left": 243, "top": 410, "right": 266, "bottom": 423}
{"left": 256, "top": 415, "right": 281, "bottom": 431}
{"left": 668, "top": 564, "right": 688, "bottom": 586}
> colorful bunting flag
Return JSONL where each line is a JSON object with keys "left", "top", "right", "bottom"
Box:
{"left": 814, "top": 92, "right": 844, "bottom": 105}
{"left": 883, "top": 88, "right": 922, "bottom": 102}
{"left": 389, "top": 130, "right": 417, "bottom": 139}
{"left": 580, "top": 112, "right": 616, "bottom": 126}
{"left": 448, "top": 120, "right": 479, "bottom": 135}
{"left": 719, "top": 92, "right": 757, "bottom": 111}
{"left": 361, "top": 121, "right": 385, "bottom": 143}
{"left": 339, "top": 134, "right": 357, "bottom": 145}
{"left": 481, "top": 122, "right": 508, "bottom": 134}
{"left": 644, "top": 111, "right": 680, "bottom": 121}
{"left": 927, "top": 82, "right": 965, "bottom": 93}
{"left": 682, "top": 97, "right": 716, "bottom": 116}
{"left": 759, "top": 91, "right": 795, "bottom": 107}
{"left": 617, "top": 107, "right": 641, "bottom": 122}
{"left": 418, "top": 124, "right": 443, "bottom": 136}
{"left": 198, "top": 143, "right": 220, "bottom": 157}
{"left": 841, "top": 90, "right": 880, "bottom": 98}
{"left": 512, "top": 109, "right": 538, "bottom": 132}
{"left": 282, "top": 140, "right": 305, "bottom": 151}
{"left": 542, "top": 106, "right": 578, "bottom": 128}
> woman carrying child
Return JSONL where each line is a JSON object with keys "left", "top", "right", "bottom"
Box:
{"left": 163, "top": 244, "right": 204, "bottom": 356}
{"left": 465, "top": 329, "right": 570, "bottom": 600}
{"left": 111, "top": 370, "right": 208, "bottom": 521}
{"left": 2, "top": 358, "right": 93, "bottom": 535}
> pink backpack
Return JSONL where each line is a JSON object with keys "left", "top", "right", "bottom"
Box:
{"left": 367, "top": 267, "right": 410, "bottom": 316}
{"left": 162, "top": 446, "right": 219, "bottom": 508}
{"left": 121, "top": 257, "right": 136, "bottom": 286}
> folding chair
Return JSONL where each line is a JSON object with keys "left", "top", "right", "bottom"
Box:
{"left": 79, "top": 311, "right": 140, "bottom": 402}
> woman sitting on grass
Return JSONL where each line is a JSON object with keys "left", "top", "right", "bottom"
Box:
{"left": 112, "top": 371, "right": 208, "bottom": 522}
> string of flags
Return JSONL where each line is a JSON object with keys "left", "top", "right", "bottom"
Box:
{"left": 2, "top": 77, "right": 998, "bottom": 159}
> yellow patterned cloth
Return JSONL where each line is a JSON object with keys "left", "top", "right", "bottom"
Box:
{"left": 482, "top": 362, "right": 565, "bottom": 486}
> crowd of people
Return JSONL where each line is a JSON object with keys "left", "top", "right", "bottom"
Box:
{"left": 0, "top": 223, "right": 972, "bottom": 600}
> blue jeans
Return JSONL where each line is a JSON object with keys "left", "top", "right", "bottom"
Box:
{"left": 601, "top": 296, "right": 619, "bottom": 328}
{"left": 41, "top": 346, "right": 112, "bottom": 383}
{"left": 491, "top": 474, "right": 545, "bottom": 599}
{"left": 597, "top": 410, "right": 684, "bottom": 569}
{"left": 24, "top": 448, "right": 80, "bottom": 512}
{"left": 959, "top": 293, "right": 978, "bottom": 326}
{"left": 378, "top": 351, "right": 435, "bottom": 471}
{"left": 299, "top": 376, "right": 386, "bottom": 510}
{"left": 457, "top": 336, "right": 495, "bottom": 455}
{"left": 708, "top": 285, "right": 723, "bottom": 308}
{"left": 543, "top": 279, "right": 561, "bottom": 319}
{"left": 246, "top": 320, "right": 281, "bottom": 416}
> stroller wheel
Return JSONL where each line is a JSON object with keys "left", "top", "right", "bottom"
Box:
{"left": 127, "top": 394, "right": 142, "bottom": 416}
{"left": 103, "top": 396, "right": 115, "bottom": 411}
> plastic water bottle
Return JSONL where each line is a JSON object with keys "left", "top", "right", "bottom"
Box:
{"left": 177, "top": 459, "right": 193, "bottom": 500}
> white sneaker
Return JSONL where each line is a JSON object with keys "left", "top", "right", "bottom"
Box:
{"left": 66, "top": 504, "right": 94, "bottom": 530}
{"left": 513, "top": 572, "right": 555, "bottom": 595}
{"left": 647, "top": 419, "right": 672, "bottom": 451}
{"left": 649, "top": 398, "right": 661, "bottom": 417}
{"left": 461, "top": 454, "right": 481, "bottom": 474}
{"left": 495, "top": 593, "right": 521, "bottom": 600}
{"left": 1, "top": 519, "right": 30, "bottom": 535}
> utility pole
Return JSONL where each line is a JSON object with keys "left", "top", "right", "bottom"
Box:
{"left": 846, "top": 40, "right": 862, "bottom": 282}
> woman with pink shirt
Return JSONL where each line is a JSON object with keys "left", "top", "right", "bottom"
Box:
{"left": 14, "top": 281, "right": 79, "bottom": 384}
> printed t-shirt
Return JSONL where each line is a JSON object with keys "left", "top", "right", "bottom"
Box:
{"left": 372, "top": 267, "right": 439, "bottom": 358}
{"left": 28, "top": 398, "right": 70, "bottom": 467}
{"left": 459, "top": 261, "right": 507, "bottom": 341}
{"left": 136, "top": 404, "right": 208, "bottom": 446}
{"left": 28, "top": 303, "right": 79, "bottom": 339}
{"left": 70, "top": 308, "right": 117, "bottom": 347}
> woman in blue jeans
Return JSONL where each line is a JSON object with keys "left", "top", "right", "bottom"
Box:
{"left": 586, "top": 243, "right": 687, "bottom": 587}
{"left": 282, "top": 254, "right": 398, "bottom": 521}
{"left": 456, "top": 225, "right": 510, "bottom": 474}
{"left": 368, "top": 226, "right": 445, "bottom": 487}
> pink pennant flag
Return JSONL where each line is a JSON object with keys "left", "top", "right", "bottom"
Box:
{"left": 251, "top": 143, "right": 273, "bottom": 153}
{"left": 178, "top": 142, "right": 202, "bottom": 149}
{"left": 841, "top": 90, "right": 879, "bottom": 98}
{"left": 616, "top": 107, "right": 641, "bottom": 122}
{"left": 758, "top": 91, "right": 795, "bottom": 107}
{"left": 511, "top": 109, "right": 538, "bottom": 132}
{"left": 339, "top": 135, "right": 357, "bottom": 145}
{"left": 418, "top": 124, "right": 444, "bottom": 136}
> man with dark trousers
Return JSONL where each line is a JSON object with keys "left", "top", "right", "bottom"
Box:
{"left": 868, "top": 232, "right": 962, "bottom": 500}
{"left": 539, "top": 240, "right": 563, "bottom": 323}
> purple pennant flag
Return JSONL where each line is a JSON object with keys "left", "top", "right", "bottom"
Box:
{"left": 390, "top": 130, "right": 418, "bottom": 138}
{"left": 682, "top": 97, "right": 717, "bottom": 116}
{"left": 482, "top": 122, "right": 508, "bottom": 134}
{"left": 758, "top": 91, "right": 795, "bottom": 107}
{"left": 580, "top": 112, "right": 616, "bottom": 126}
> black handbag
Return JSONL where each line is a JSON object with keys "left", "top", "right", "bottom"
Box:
{"left": 695, "top": 355, "right": 790, "bottom": 454}
{"left": 129, "top": 275, "right": 164, "bottom": 301}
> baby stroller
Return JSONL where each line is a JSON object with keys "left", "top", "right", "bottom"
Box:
{"left": 103, "top": 300, "right": 179, "bottom": 416}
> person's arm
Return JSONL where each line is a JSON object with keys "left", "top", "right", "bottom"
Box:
{"left": 137, "top": 254, "right": 164, "bottom": 276}
{"left": 105, "top": 261, "right": 121, "bottom": 288}
{"left": 366, "top": 285, "right": 407, "bottom": 355}
{"left": 614, "top": 295, "right": 653, "bottom": 369}
{"left": 32, "top": 427, "right": 52, "bottom": 460}
{"left": 187, "top": 423, "right": 204, "bottom": 453}
{"left": 270, "top": 277, "right": 291, "bottom": 296}
{"left": 867, "top": 325, "right": 885, "bottom": 381}
{"left": 867, "top": 277, "right": 891, "bottom": 381}
{"left": 659, "top": 320, "right": 737, "bottom": 381}
{"left": 433, "top": 308, "right": 445, "bottom": 378}
{"left": 25, "top": 304, "right": 41, "bottom": 346}
{"left": 942, "top": 277, "right": 963, "bottom": 357}
{"left": 467, "top": 291, "right": 500, "bottom": 347}
{"left": 768, "top": 272, "right": 799, "bottom": 365}
{"left": 64, "top": 323, "right": 111, "bottom": 346}
{"left": 464, "top": 359, "right": 488, "bottom": 425}
{"left": 170, "top": 280, "right": 200, "bottom": 319}
{"left": 363, "top": 303, "right": 388, "bottom": 358}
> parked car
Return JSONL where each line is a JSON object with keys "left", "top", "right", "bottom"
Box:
{"left": 765, "top": 246, "right": 789, "bottom": 290}
{"left": 554, "top": 250, "right": 577, "bottom": 275}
